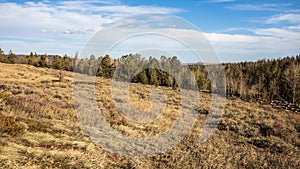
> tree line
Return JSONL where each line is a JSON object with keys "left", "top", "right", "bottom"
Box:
{"left": 224, "top": 56, "right": 300, "bottom": 104}
{"left": 0, "top": 49, "right": 75, "bottom": 71}
{"left": 0, "top": 48, "right": 299, "bottom": 105}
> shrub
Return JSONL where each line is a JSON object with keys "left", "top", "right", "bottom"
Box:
{"left": 0, "top": 113, "right": 24, "bottom": 136}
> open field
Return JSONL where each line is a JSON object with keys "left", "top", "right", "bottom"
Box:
{"left": 0, "top": 62, "right": 299, "bottom": 168}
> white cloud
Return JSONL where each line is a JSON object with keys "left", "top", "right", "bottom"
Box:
{"left": 208, "top": 0, "right": 236, "bottom": 3}
{"left": 0, "top": 1, "right": 182, "bottom": 55}
{"left": 254, "top": 28, "right": 300, "bottom": 39}
{"left": 227, "top": 3, "right": 292, "bottom": 11}
{"left": 288, "top": 24, "right": 300, "bottom": 30}
{"left": 204, "top": 26, "right": 300, "bottom": 62}
{"left": 0, "top": 1, "right": 299, "bottom": 63}
{"left": 266, "top": 14, "right": 300, "bottom": 24}
{"left": 57, "top": 0, "right": 121, "bottom": 6}
{"left": 205, "top": 33, "right": 260, "bottom": 43}
{"left": 78, "top": 18, "right": 300, "bottom": 63}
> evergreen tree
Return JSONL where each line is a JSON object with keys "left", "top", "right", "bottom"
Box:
{"left": 8, "top": 50, "right": 15, "bottom": 64}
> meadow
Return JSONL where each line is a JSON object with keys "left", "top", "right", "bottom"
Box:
{"left": 0, "top": 62, "right": 299, "bottom": 168}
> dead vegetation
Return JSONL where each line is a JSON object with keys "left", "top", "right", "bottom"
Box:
{"left": 0, "top": 62, "right": 299, "bottom": 168}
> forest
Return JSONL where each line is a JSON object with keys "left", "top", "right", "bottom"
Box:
{"left": 0, "top": 48, "right": 299, "bottom": 106}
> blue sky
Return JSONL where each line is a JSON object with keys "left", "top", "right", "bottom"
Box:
{"left": 0, "top": 0, "right": 299, "bottom": 62}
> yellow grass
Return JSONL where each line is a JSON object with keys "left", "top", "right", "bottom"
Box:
{"left": 0, "top": 63, "right": 299, "bottom": 168}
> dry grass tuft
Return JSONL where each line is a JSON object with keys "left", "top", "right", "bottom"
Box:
{"left": 0, "top": 113, "right": 25, "bottom": 136}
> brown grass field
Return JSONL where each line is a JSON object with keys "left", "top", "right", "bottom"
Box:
{"left": 0, "top": 62, "right": 299, "bottom": 168}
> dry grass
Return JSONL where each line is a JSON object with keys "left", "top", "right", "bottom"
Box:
{"left": 0, "top": 62, "right": 299, "bottom": 168}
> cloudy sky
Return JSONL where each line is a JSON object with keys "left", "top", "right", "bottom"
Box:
{"left": 0, "top": 0, "right": 299, "bottom": 62}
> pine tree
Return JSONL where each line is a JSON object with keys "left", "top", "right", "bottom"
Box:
{"left": 0, "top": 48, "right": 5, "bottom": 63}
{"left": 8, "top": 50, "right": 15, "bottom": 64}
{"left": 98, "top": 55, "right": 112, "bottom": 78}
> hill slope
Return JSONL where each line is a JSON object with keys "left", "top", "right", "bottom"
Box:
{"left": 0, "top": 63, "right": 299, "bottom": 168}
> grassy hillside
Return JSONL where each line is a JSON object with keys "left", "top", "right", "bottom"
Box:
{"left": 0, "top": 63, "right": 299, "bottom": 168}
